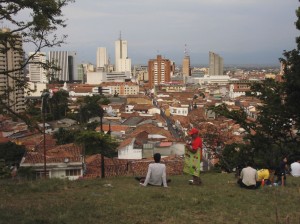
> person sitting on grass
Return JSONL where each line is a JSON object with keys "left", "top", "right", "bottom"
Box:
{"left": 237, "top": 161, "right": 259, "bottom": 189}
{"left": 256, "top": 167, "right": 275, "bottom": 187}
{"left": 290, "top": 157, "right": 300, "bottom": 177}
{"left": 136, "top": 153, "right": 169, "bottom": 188}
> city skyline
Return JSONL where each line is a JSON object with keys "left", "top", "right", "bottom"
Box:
{"left": 23, "top": 0, "right": 299, "bottom": 66}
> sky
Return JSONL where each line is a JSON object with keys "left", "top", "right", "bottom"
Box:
{"left": 41, "top": 0, "right": 300, "bottom": 66}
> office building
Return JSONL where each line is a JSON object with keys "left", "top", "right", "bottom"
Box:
{"left": 96, "top": 47, "right": 108, "bottom": 69}
{"left": 182, "top": 55, "right": 191, "bottom": 77}
{"left": 209, "top": 51, "right": 224, "bottom": 76}
{"left": 28, "top": 52, "right": 48, "bottom": 83}
{"left": 0, "top": 28, "right": 25, "bottom": 113}
{"left": 115, "top": 36, "right": 131, "bottom": 72}
{"left": 148, "top": 55, "right": 172, "bottom": 89}
{"left": 48, "top": 51, "right": 77, "bottom": 81}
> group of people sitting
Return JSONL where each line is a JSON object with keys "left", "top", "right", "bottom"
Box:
{"left": 238, "top": 156, "right": 300, "bottom": 189}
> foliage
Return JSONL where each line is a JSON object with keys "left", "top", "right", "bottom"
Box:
{"left": 0, "top": 0, "right": 74, "bottom": 126}
{"left": 75, "top": 130, "right": 119, "bottom": 157}
{"left": 0, "top": 142, "right": 26, "bottom": 166}
{"left": 210, "top": 4, "right": 300, "bottom": 169}
{"left": 53, "top": 127, "right": 79, "bottom": 145}
{"left": 77, "top": 95, "right": 106, "bottom": 124}
{"left": 48, "top": 89, "right": 69, "bottom": 120}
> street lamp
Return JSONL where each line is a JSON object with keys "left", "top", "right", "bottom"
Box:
{"left": 41, "top": 91, "right": 50, "bottom": 178}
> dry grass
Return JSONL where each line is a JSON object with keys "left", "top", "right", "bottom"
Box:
{"left": 0, "top": 172, "right": 299, "bottom": 224}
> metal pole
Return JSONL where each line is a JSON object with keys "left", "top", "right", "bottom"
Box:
{"left": 43, "top": 102, "right": 46, "bottom": 179}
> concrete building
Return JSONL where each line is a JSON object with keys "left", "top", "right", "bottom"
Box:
{"left": 96, "top": 47, "right": 108, "bottom": 70}
{"left": 48, "top": 51, "right": 77, "bottom": 81}
{"left": 28, "top": 52, "right": 48, "bottom": 83}
{"left": 25, "top": 82, "right": 47, "bottom": 98}
{"left": 0, "top": 28, "right": 25, "bottom": 113}
{"left": 182, "top": 55, "right": 191, "bottom": 77}
{"left": 101, "top": 81, "right": 139, "bottom": 96}
{"left": 209, "top": 51, "right": 224, "bottom": 76}
{"left": 86, "top": 71, "right": 131, "bottom": 85}
{"left": 229, "top": 79, "right": 259, "bottom": 99}
{"left": 115, "top": 36, "right": 131, "bottom": 72}
{"left": 148, "top": 55, "right": 173, "bottom": 89}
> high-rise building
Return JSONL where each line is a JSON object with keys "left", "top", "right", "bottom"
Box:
{"left": 0, "top": 28, "right": 25, "bottom": 113}
{"left": 148, "top": 55, "right": 172, "bottom": 89}
{"left": 182, "top": 45, "right": 191, "bottom": 77}
{"left": 48, "top": 51, "right": 77, "bottom": 81}
{"left": 28, "top": 52, "right": 48, "bottom": 83}
{"left": 182, "top": 56, "right": 191, "bottom": 77}
{"left": 96, "top": 47, "right": 108, "bottom": 69}
{"left": 114, "top": 35, "right": 131, "bottom": 72}
{"left": 208, "top": 51, "right": 224, "bottom": 76}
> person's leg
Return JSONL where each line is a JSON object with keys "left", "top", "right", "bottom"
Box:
{"left": 134, "top": 176, "right": 145, "bottom": 183}
{"left": 192, "top": 175, "right": 202, "bottom": 185}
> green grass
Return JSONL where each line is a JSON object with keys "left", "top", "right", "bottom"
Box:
{"left": 0, "top": 173, "right": 300, "bottom": 224}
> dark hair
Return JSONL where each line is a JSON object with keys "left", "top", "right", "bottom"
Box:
{"left": 154, "top": 153, "right": 161, "bottom": 163}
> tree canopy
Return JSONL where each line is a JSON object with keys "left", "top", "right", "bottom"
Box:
{"left": 211, "top": 3, "right": 300, "bottom": 169}
{"left": 0, "top": 0, "right": 74, "bottom": 124}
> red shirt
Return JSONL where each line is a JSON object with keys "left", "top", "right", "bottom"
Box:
{"left": 191, "top": 136, "right": 202, "bottom": 159}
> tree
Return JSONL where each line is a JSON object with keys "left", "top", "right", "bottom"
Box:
{"left": 75, "top": 130, "right": 118, "bottom": 157}
{"left": 78, "top": 95, "right": 107, "bottom": 124}
{"left": 0, "top": 0, "right": 74, "bottom": 125}
{"left": 53, "top": 127, "right": 79, "bottom": 145}
{"left": 210, "top": 3, "right": 300, "bottom": 168}
{"left": 48, "top": 89, "right": 69, "bottom": 120}
{"left": 0, "top": 141, "right": 26, "bottom": 167}
{"left": 75, "top": 130, "right": 119, "bottom": 178}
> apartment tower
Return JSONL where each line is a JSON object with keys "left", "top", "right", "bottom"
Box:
{"left": 28, "top": 52, "right": 48, "bottom": 83}
{"left": 148, "top": 55, "right": 172, "bottom": 89}
{"left": 0, "top": 28, "right": 25, "bottom": 113}
{"left": 208, "top": 51, "right": 224, "bottom": 76}
{"left": 96, "top": 47, "right": 108, "bottom": 70}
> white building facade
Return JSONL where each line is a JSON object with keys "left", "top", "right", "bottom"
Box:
{"left": 115, "top": 38, "right": 131, "bottom": 72}
{"left": 28, "top": 52, "right": 48, "bottom": 83}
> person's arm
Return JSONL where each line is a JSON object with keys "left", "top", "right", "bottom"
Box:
{"left": 281, "top": 175, "right": 285, "bottom": 187}
{"left": 142, "top": 165, "right": 152, "bottom": 186}
{"left": 162, "top": 165, "right": 167, "bottom": 187}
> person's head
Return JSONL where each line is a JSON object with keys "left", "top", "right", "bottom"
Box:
{"left": 188, "top": 128, "right": 199, "bottom": 139}
{"left": 245, "top": 161, "right": 254, "bottom": 167}
{"left": 153, "top": 153, "right": 161, "bottom": 163}
{"left": 282, "top": 156, "right": 288, "bottom": 163}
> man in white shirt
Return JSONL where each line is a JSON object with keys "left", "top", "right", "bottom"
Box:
{"left": 138, "top": 153, "right": 168, "bottom": 187}
{"left": 238, "top": 162, "right": 259, "bottom": 189}
{"left": 290, "top": 158, "right": 300, "bottom": 177}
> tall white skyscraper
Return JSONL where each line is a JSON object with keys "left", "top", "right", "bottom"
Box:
{"left": 114, "top": 35, "right": 131, "bottom": 72}
{"left": 209, "top": 51, "right": 224, "bottom": 76}
{"left": 28, "top": 52, "right": 48, "bottom": 83}
{"left": 48, "top": 51, "right": 77, "bottom": 81}
{"left": 96, "top": 47, "right": 108, "bottom": 69}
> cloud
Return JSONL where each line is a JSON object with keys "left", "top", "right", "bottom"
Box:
{"left": 28, "top": 0, "right": 300, "bottom": 65}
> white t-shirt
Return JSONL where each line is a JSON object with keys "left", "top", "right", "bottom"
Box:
{"left": 291, "top": 162, "right": 300, "bottom": 177}
{"left": 143, "top": 163, "right": 167, "bottom": 187}
{"left": 240, "top": 166, "right": 258, "bottom": 186}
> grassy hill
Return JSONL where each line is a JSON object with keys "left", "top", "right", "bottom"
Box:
{"left": 0, "top": 173, "right": 299, "bottom": 224}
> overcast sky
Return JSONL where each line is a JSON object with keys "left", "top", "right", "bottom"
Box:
{"left": 48, "top": 0, "right": 299, "bottom": 66}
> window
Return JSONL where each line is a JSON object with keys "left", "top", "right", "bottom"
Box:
{"left": 66, "top": 169, "right": 81, "bottom": 176}
{"left": 36, "top": 171, "right": 49, "bottom": 179}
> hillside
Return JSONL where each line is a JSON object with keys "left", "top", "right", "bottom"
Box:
{"left": 0, "top": 173, "right": 299, "bottom": 224}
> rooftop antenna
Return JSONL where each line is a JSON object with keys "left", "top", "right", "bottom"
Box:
{"left": 119, "top": 31, "right": 122, "bottom": 40}
{"left": 184, "top": 44, "right": 189, "bottom": 57}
